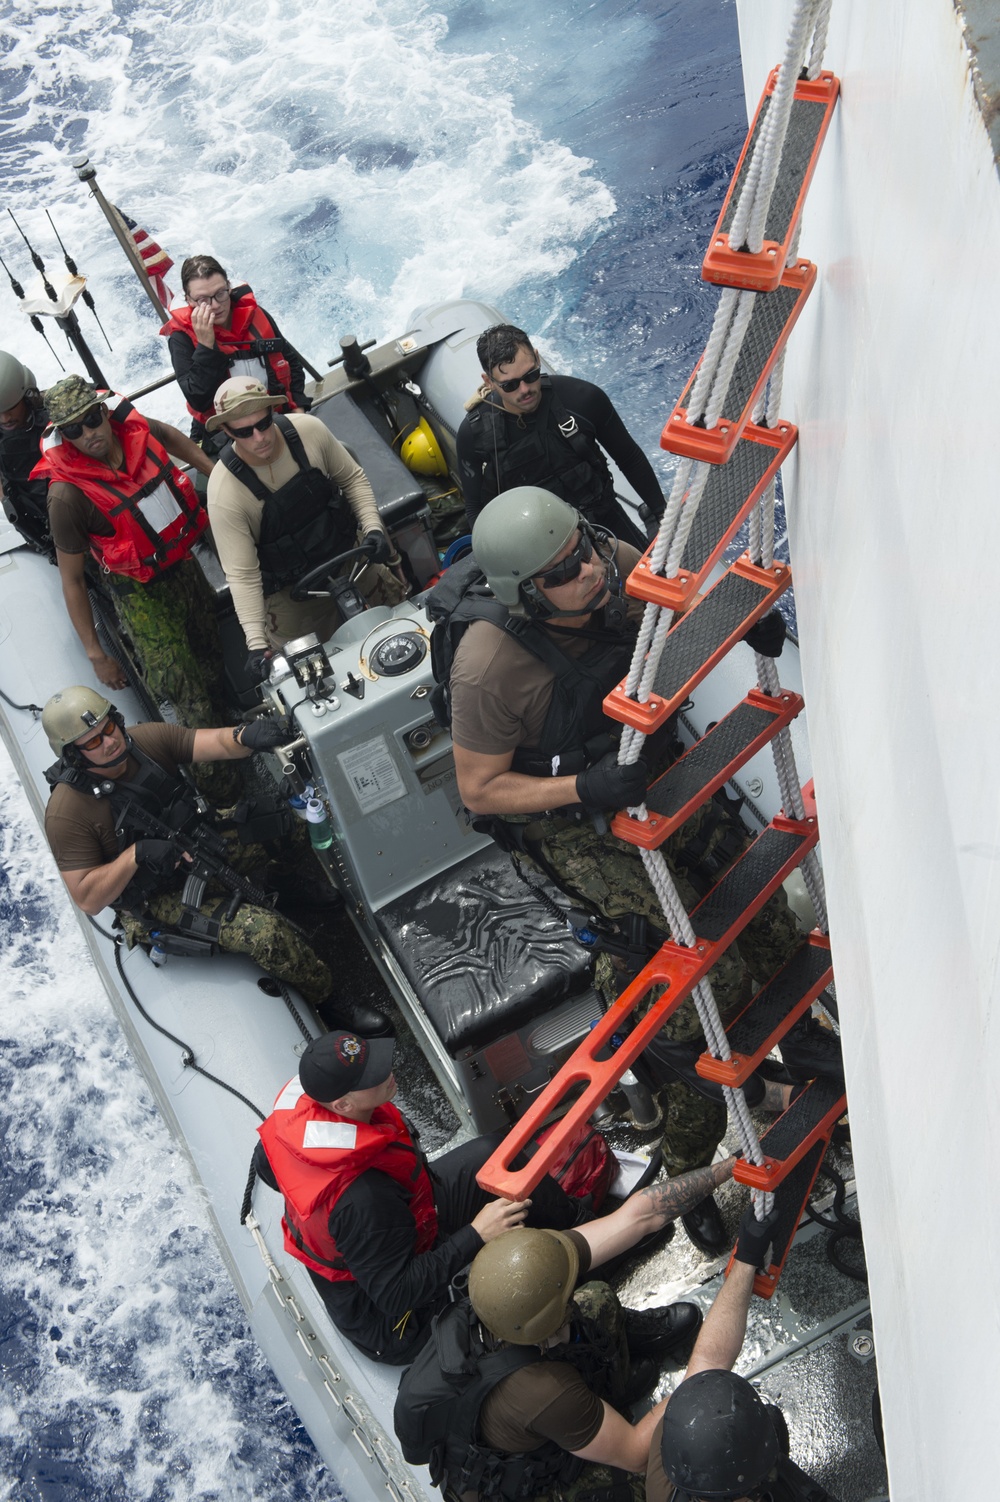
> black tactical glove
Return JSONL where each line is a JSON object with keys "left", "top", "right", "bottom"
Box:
{"left": 245, "top": 649, "right": 273, "bottom": 684}
{"left": 576, "top": 752, "right": 649, "bottom": 813}
{"left": 236, "top": 718, "right": 289, "bottom": 753}
{"left": 134, "top": 838, "right": 180, "bottom": 876}
{"left": 743, "top": 609, "right": 786, "bottom": 658}
{"left": 734, "top": 1202, "right": 781, "bottom": 1269}
{"left": 363, "top": 529, "right": 393, "bottom": 565}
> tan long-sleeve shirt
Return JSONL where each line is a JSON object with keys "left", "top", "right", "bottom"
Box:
{"left": 206, "top": 413, "right": 385, "bottom": 650}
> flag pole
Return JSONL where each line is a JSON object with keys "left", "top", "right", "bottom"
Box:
{"left": 72, "top": 156, "right": 169, "bottom": 323}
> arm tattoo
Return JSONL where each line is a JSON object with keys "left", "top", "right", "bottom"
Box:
{"left": 761, "top": 1079, "right": 789, "bottom": 1114}
{"left": 637, "top": 1157, "right": 737, "bottom": 1221}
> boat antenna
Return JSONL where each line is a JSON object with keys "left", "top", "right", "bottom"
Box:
{"left": 2, "top": 210, "right": 109, "bottom": 387}
{"left": 45, "top": 209, "right": 113, "bottom": 352}
{"left": 0, "top": 249, "right": 65, "bottom": 370}
{"left": 71, "top": 156, "right": 169, "bottom": 323}
{"left": 7, "top": 208, "right": 59, "bottom": 303}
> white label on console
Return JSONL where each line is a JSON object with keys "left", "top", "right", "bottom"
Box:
{"left": 338, "top": 734, "right": 407, "bottom": 814}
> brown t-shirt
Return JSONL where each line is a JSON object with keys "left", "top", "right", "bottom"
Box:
{"left": 477, "top": 1234, "right": 605, "bottom": 1456}
{"left": 449, "top": 544, "right": 643, "bottom": 757}
{"left": 48, "top": 482, "right": 116, "bottom": 553}
{"left": 44, "top": 723, "right": 197, "bottom": 872}
{"left": 645, "top": 1415, "right": 676, "bottom": 1502}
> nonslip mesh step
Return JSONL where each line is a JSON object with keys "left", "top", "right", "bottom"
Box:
{"left": 661, "top": 260, "right": 816, "bottom": 465}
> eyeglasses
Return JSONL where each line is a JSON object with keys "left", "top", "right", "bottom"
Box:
{"left": 75, "top": 718, "right": 117, "bottom": 753}
{"left": 494, "top": 365, "right": 542, "bottom": 394}
{"left": 535, "top": 532, "right": 594, "bottom": 588}
{"left": 190, "top": 286, "right": 231, "bottom": 306}
{"left": 225, "top": 410, "right": 275, "bottom": 439}
{"left": 57, "top": 406, "right": 105, "bottom": 440}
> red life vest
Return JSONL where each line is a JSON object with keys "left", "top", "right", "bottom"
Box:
{"left": 257, "top": 1080, "right": 439, "bottom": 1284}
{"left": 160, "top": 286, "right": 297, "bottom": 425}
{"left": 32, "top": 397, "right": 208, "bottom": 583}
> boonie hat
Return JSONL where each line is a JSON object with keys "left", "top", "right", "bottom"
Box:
{"left": 205, "top": 375, "right": 284, "bottom": 433}
{"left": 298, "top": 1031, "right": 395, "bottom": 1102}
{"left": 45, "top": 374, "right": 110, "bottom": 428}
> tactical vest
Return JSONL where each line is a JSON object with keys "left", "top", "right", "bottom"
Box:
{"left": 219, "top": 413, "right": 357, "bottom": 595}
{"left": 0, "top": 404, "right": 52, "bottom": 557}
{"left": 32, "top": 397, "right": 207, "bottom": 581}
{"left": 466, "top": 377, "right": 615, "bottom": 523}
{"left": 426, "top": 554, "right": 637, "bottom": 779}
{"left": 45, "top": 736, "right": 206, "bottom": 912}
{"left": 257, "top": 1085, "right": 439, "bottom": 1283}
{"left": 394, "top": 1296, "right": 617, "bottom": 1501}
{"left": 159, "top": 285, "right": 297, "bottom": 425}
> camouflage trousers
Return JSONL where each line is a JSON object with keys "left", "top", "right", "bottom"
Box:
{"left": 107, "top": 558, "right": 238, "bottom": 803}
{"left": 542, "top": 1282, "right": 645, "bottom": 1502}
{"left": 120, "top": 878, "right": 332, "bottom": 1005}
{"left": 519, "top": 806, "right": 800, "bottom": 1176}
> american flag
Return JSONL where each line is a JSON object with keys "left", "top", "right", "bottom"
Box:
{"left": 113, "top": 207, "right": 175, "bottom": 307}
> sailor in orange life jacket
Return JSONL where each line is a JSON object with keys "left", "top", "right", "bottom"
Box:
{"left": 34, "top": 375, "right": 226, "bottom": 732}
{"left": 160, "top": 254, "right": 309, "bottom": 453}
{"left": 255, "top": 1031, "right": 598, "bottom": 1365}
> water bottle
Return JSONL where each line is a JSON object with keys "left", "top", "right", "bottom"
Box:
{"left": 288, "top": 785, "right": 315, "bottom": 821}
{"left": 305, "top": 796, "right": 334, "bottom": 851}
{"left": 149, "top": 937, "right": 168, "bottom": 967}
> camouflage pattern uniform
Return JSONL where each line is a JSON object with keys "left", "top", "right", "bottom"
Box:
{"left": 544, "top": 1281, "right": 645, "bottom": 1502}
{"left": 118, "top": 839, "right": 332, "bottom": 1004}
{"left": 105, "top": 557, "right": 227, "bottom": 730}
{"left": 518, "top": 804, "right": 800, "bottom": 1177}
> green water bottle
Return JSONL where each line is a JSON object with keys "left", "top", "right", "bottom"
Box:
{"left": 305, "top": 796, "right": 333, "bottom": 850}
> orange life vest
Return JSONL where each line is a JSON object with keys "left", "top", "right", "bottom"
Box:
{"left": 257, "top": 1081, "right": 439, "bottom": 1284}
{"left": 160, "top": 286, "right": 297, "bottom": 424}
{"left": 33, "top": 397, "right": 207, "bottom": 582}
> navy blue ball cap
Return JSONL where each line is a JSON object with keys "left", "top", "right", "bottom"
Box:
{"left": 299, "top": 1031, "right": 395, "bottom": 1102}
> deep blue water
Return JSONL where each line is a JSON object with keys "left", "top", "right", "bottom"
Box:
{"left": 0, "top": 3, "right": 749, "bottom": 1496}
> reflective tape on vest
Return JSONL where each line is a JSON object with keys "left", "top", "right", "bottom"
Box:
{"left": 303, "top": 1121, "right": 359, "bottom": 1151}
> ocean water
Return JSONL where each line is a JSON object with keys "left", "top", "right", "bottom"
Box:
{"left": 0, "top": 2, "right": 749, "bottom": 1496}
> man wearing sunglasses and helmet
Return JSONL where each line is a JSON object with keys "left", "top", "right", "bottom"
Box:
{"left": 34, "top": 374, "right": 225, "bottom": 738}
{"left": 446, "top": 488, "right": 819, "bottom": 1257}
{"left": 457, "top": 322, "right": 667, "bottom": 549}
{"left": 40, "top": 683, "right": 388, "bottom": 1037}
{"left": 205, "top": 376, "right": 405, "bottom": 684}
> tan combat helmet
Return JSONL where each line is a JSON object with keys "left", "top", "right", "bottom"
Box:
{"left": 467, "top": 1227, "right": 580, "bottom": 1345}
{"left": 42, "top": 685, "right": 113, "bottom": 756}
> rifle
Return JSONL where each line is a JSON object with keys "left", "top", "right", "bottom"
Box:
{"left": 115, "top": 800, "right": 275, "bottom": 918}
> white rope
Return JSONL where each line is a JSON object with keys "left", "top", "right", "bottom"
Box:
{"left": 703, "top": 293, "right": 757, "bottom": 430}
{"left": 662, "top": 465, "right": 712, "bottom": 587}
{"left": 686, "top": 288, "right": 740, "bottom": 425}
{"left": 806, "top": 0, "right": 833, "bottom": 78}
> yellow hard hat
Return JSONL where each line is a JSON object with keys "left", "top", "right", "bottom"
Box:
{"left": 400, "top": 417, "right": 448, "bottom": 478}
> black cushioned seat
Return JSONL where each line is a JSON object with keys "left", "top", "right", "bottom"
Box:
{"left": 375, "top": 846, "right": 594, "bottom": 1054}
{"left": 313, "top": 391, "right": 428, "bottom": 529}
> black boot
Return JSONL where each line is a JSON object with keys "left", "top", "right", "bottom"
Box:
{"left": 779, "top": 1013, "right": 844, "bottom": 1085}
{"left": 624, "top": 1302, "right": 702, "bottom": 1361}
{"left": 317, "top": 993, "right": 394, "bottom": 1039}
{"left": 681, "top": 1194, "right": 729, "bottom": 1256}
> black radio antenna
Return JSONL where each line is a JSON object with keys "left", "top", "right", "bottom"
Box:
{"left": 7, "top": 207, "right": 58, "bottom": 303}
{"left": 0, "top": 249, "right": 64, "bottom": 369}
{"left": 45, "top": 209, "right": 112, "bottom": 351}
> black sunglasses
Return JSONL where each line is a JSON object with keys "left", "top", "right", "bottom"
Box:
{"left": 57, "top": 406, "right": 105, "bottom": 440}
{"left": 225, "top": 409, "right": 275, "bottom": 440}
{"left": 535, "top": 532, "right": 594, "bottom": 588}
{"left": 494, "top": 365, "right": 542, "bottom": 394}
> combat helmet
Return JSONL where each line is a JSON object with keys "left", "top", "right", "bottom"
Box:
{"left": 659, "top": 1369, "right": 779, "bottom": 1500}
{"left": 0, "top": 351, "right": 37, "bottom": 413}
{"left": 42, "top": 686, "right": 114, "bottom": 756}
{"left": 468, "top": 1227, "right": 580, "bottom": 1345}
{"left": 471, "top": 487, "right": 580, "bottom": 614}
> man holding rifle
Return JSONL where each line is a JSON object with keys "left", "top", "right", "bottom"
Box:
{"left": 40, "top": 684, "right": 388, "bottom": 1036}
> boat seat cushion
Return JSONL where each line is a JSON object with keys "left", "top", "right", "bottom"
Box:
{"left": 313, "top": 392, "right": 429, "bottom": 529}
{"left": 375, "top": 846, "right": 594, "bottom": 1054}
